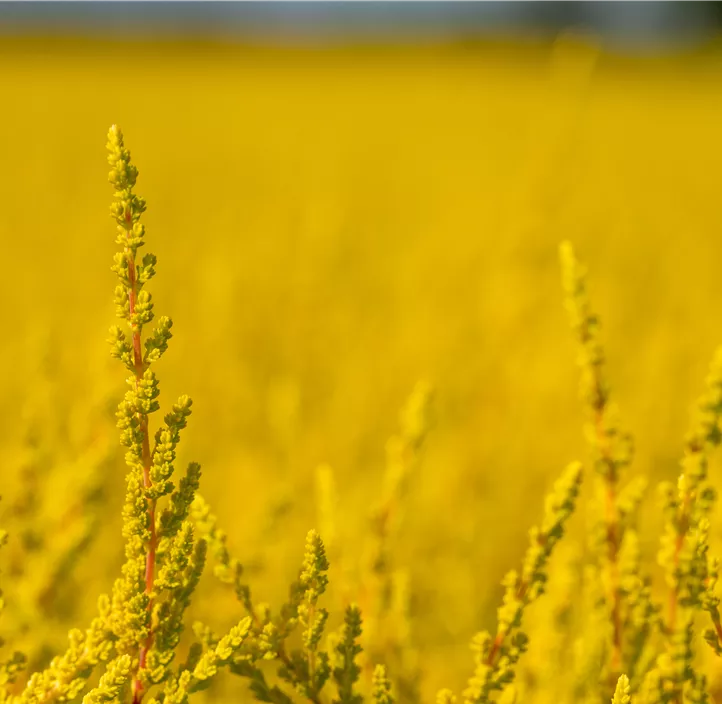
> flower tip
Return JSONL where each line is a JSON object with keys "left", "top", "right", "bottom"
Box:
{"left": 107, "top": 124, "right": 123, "bottom": 146}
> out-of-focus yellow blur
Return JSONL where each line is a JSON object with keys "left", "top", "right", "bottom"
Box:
{"left": 3, "top": 34, "right": 722, "bottom": 700}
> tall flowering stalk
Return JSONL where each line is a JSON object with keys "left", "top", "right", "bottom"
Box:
{"left": 560, "top": 242, "right": 658, "bottom": 694}
{"left": 106, "top": 125, "right": 194, "bottom": 704}
{"left": 456, "top": 461, "right": 583, "bottom": 704}
{"left": 560, "top": 242, "right": 631, "bottom": 677}
{"left": 641, "top": 348, "right": 722, "bottom": 703}
{"left": 359, "top": 382, "right": 433, "bottom": 703}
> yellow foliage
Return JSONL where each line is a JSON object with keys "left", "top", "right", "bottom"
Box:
{"left": 3, "top": 33, "right": 722, "bottom": 703}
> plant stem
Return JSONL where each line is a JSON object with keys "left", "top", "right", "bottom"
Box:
{"left": 667, "top": 485, "right": 694, "bottom": 636}
{"left": 278, "top": 643, "right": 322, "bottom": 704}
{"left": 485, "top": 572, "right": 531, "bottom": 667}
{"left": 124, "top": 212, "right": 156, "bottom": 704}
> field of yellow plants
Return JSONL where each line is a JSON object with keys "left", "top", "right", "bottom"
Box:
{"left": 3, "top": 33, "right": 722, "bottom": 704}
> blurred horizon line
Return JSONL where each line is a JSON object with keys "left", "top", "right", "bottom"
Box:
{"left": 1, "top": 1, "right": 721, "bottom": 54}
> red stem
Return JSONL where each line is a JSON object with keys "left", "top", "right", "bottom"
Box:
{"left": 485, "top": 576, "right": 530, "bottom": 667}
{"left": 123, "top": 212, "right": 157, "bottom": 704}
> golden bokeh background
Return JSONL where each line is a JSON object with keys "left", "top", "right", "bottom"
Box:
{"left": 3, "top": 31, "right": 722, "bottom": 701}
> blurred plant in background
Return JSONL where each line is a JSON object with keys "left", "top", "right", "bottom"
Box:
{"left": 2, "top": 27, "right": 722, "bottom": 704}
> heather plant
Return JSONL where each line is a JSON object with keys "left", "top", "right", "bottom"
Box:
{"left": 356, "top": 380, "right": 433, "bottom": 703}
{"left": 0, "top": 372, "right": 116, "bottom": 673}
{"left": 507, "top": 243, "right": 722, "bottom": 704}
{"left": 5, "top": 124, "right": 722, "bottom": 704}
{"left": 0, "top": 128, "right": 586, "bottom": 704}
{"left": 560, "top": 242, "right": 658, "bottom": 695}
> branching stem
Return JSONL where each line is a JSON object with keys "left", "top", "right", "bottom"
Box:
{"left": 124, "top": 211, "right": 157, "bottom": 704}
{"left": 485, "top": 580, "right": 529, "bottom": 668}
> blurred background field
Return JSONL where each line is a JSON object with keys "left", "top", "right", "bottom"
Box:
{"left": 4, "top": 3, "right": 722, "bottom": 701}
